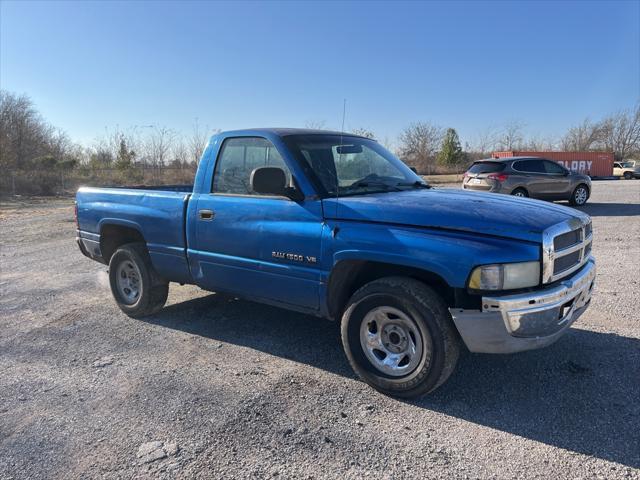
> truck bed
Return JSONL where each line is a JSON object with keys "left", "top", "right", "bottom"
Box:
{"left": 115, "top": 184, "right": 193, "bottom": 192}
{"left": 76, "top": 186, "right": 193, "bottom": 283}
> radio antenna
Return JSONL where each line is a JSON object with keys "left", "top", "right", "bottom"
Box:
{"left": 335, "top": 99, "right": 347, "bottom": 215}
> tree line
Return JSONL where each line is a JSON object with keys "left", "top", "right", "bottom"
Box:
{"left": 395, "top": 107, "right": 639, "bottom": 174}
{"left": 0, "top": 90, "right": 215, "bottom": 175}
{"left": 1, "top": 89, "right": 638, "bottom": 186}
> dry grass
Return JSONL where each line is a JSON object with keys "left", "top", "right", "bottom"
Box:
{"left": 422, "top": 174, "right": 464, "bottom": 184}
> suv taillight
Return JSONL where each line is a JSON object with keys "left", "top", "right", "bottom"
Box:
{"left": 488, "top": 173, "right": 508, "bottom": 182}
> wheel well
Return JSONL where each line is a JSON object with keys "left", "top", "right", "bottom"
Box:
{"left": 100, "top": 224, "right": 146, "bottom": 263}
{"left": 326, "top": 260, "right": 455, "bottom": 320}
{"left": 512, "top": 186, "right": 528, "bottom": 194}
{"left": 575, "top": 183, "right": 590, "bottom": 194}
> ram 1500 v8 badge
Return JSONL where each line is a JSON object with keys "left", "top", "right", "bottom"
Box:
{"left": 76, "top": 129, "right": 596, "bottom": 397}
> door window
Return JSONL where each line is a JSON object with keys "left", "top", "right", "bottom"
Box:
{"left": 543, "top": 160, "right": 566, "bottom": 174}
{"left": 513, "top": 159, "right": 545, "bottom": 173}
{"left": 212, "top": 137, "right": 292, "bottom": 195}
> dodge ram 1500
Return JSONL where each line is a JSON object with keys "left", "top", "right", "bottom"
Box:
{"left": 76, "top": 128, "right": 596, "bottom": 397}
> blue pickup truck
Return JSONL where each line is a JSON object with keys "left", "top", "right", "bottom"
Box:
{"left": 76, "top": 128, "right": 596, "bottom": 397}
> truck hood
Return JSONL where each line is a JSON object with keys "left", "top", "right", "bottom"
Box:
{"left": 323, "top": 188, "right": 589, "bottom": 243}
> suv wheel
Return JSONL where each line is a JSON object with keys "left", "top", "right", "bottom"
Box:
{"left": 569, "top": 184, "right": 589, "bottom": 206}
{"left": 511, "top": 188, "right": 528, "bottom": 197}
{"left": 624, "top": 171, "right": 632, "bottom": 180}
{"left": 341, "top": 277, "right": 460, "bottom": 398}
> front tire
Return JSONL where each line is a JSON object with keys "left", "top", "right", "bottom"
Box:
{"left": 624, "top": 171, "right": 632, "bottom": 180}
{"left": 569, "top": 184, "right": 589, "bottom": 206}
{"left": 108, "top": 243, "right": 169, "bottom": 318}
{"left": 341, "top": 277, "right": 460, "bottom": 398}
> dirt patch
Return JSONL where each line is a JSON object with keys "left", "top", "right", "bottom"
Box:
{"left": 1, "top": 181, "right": 639, "bottom": 479}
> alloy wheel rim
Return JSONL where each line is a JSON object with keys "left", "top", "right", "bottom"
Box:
{"left": 116, "top": 260, "right": 142, "bottom": 304}
{"left": 359, "top": 306, "right": 424, "bottom": 377}
{"left": 575, "top": 188, "right": 587, "bottom": 205}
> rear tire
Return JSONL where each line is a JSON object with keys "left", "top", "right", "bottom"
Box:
{"left": 341, "top": 277, "right": 460, "bottom": 398}
{"left": 108, "top": 243, "right": 168, "bottom": 318}
{"left": 511, "top": 188, "right": 528, "bottom": 198}
{"left": 569, "top": 184, "right": 589, "bottom": 206}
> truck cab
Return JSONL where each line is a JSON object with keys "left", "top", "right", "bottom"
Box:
{"left": 76, "top": 128, "right": 596, "bottom": 398}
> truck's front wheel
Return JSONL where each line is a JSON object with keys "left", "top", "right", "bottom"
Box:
{"left": 108, "top": 243, "right": 168, "bottom": 318}
{"left": 341, "top": 277, "right": 460, "bottom": 398}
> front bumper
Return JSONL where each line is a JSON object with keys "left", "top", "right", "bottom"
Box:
{"left": 450, "top": 258, "right": 596, "bottom": 354}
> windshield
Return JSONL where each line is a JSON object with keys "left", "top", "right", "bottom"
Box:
{"left": 283, "top": 135, "right": 425, "bottom": 196}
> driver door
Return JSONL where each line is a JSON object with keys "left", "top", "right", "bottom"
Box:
{"left": 190, "top": 136, "right": 325, "bottom": 310}
{"left": 541, "top": 160, "right": 572, "bottom": 198}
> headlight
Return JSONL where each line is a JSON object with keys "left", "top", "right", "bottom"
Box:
{"left": 468, "top": 261, "right": 540, "bottom": 290}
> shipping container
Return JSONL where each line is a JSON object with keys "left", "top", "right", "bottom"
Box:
{"left": 492, "top": 151, "right": 614, "bottom": 177}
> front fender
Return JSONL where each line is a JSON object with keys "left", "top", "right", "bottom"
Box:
{"left": 330, "top": 222, "right": 540, "bottom": 289}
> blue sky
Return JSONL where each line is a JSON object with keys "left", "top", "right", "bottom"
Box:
{"left": 1, "top": 0, "right": 638, "bottom": 147}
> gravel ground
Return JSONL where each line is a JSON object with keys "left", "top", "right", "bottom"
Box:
{"left": 1, "top": 180, "right": 639, "bottom": 479}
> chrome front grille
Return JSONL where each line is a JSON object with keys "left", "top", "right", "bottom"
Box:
{"left": 554, "top": 229, "right": 581, "bottom": 250}
{"left": 553, "top": 250, "right": 581, "bottom": 274}
{"left": 542, "top": 217, "right": 593, "bottom": 284}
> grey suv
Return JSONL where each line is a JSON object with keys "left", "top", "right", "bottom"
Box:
{"left": 462, "top": 156, "right": 592, "bottom": 206}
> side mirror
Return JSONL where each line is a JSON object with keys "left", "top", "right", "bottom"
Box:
{"left": 251, "top": 167, "right": 287, "bottom": 195}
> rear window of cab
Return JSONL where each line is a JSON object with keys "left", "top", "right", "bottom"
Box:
{"left": 467, "top": 162, "right": 505, "bottom": 174}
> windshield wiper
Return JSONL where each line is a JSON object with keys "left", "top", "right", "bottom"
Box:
{"left": 397, "top": 181, "right": 431, "bottom": 189}
{"left": 350, "top": 181, "right": 402, "bottom": 192}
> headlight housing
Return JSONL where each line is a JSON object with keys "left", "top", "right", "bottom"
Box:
{"left": 468, "top": 261, "right": 540, "bottom": 291}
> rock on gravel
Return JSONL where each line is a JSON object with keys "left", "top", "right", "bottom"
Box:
{"left": 164, "top": 441, "right": 180, "bottom": 456}
{"left": 136, "top": 440, "right": 180, "bottom": 464}
{"left": 1, "top": 182, "right": 639, "bottom": 479}
{"left": 91, "top": 356, "right": 114, "bottom": 368}
{"left": 137, "top": 441, "right": 167, "bottom": 464}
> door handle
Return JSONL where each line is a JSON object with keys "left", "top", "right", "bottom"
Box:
{"left": 198, "top": 209, "right": 215, "bottom": 220}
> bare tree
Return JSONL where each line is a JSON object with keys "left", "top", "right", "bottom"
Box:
{"left": 351, "top": 127, "right": 375, "bottom": 139}
{"left": 560, "top": 118, "right": 603, "bottom": 151}
{"left": 95, "top": 126, "right": 141, "bottom": 166}
{"left": 397, "top": 122, "right": 444, "bottom": 174}
{"left": 171, "top": 138, "right": 189, "bottom": 168}
{"left": 304, "top": 120, "right": 326, "bottom": 130}
{"left": 145, "top": 126, "right": 174, "bottom": 168}
{"left": 0, "top": 90, "right": 55, "bottom": 170}
{"left": 525, "top": 134, "right": 557, "bottom": 151}
{"left": 471, "top": 126, "right": 499, "bottom": 156}
{"left": 189, "top": 119, "right": 210, "bottom": 166}
{"left": 496, "top": 120, "right": 526, "bottom": 151}
{"left": 599, "top": 104, "right": 640, "bottom": 160}
{"left": 380, "top": 135, "right": 395, "bottom": 151}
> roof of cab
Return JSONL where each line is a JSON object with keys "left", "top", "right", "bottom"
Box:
{"left": 218, "top": 128, "right": 369, "bottom": 139}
